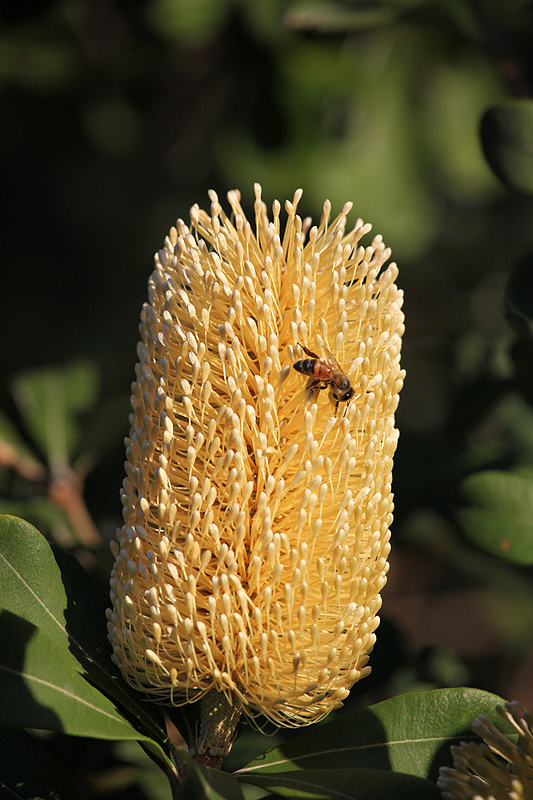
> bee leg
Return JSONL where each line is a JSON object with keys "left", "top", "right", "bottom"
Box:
{"left": 305, "top": 377, "right": 327, "bottom": 392}
{"left": 298, "top": 343, "right": 320, "bottom": 359}
{"left": 339, "top": 401, "right": 351, "bottom": 418}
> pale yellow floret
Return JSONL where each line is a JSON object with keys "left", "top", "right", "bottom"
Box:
{"left": 107, "top": 184, "right": 405, "bottom": 727}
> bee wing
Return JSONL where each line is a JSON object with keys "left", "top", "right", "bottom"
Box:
{"left": 321, "top": 344, "right": 343, "bottom": 372}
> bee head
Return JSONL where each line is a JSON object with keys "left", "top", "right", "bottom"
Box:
{"left": 333, "top": 383, "right": 354, "bottom": 403}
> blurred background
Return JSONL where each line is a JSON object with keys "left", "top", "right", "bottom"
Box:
{"left": 2, "top": 0, "right": 533, "bottom": 795}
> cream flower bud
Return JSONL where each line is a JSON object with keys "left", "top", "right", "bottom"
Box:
{"left": 107, "top": 184, "right": 405, "bottom": 728}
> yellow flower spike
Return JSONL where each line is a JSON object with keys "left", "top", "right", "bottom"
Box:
{"left": 107, "top": 184, "right": 405, "bottom": 756}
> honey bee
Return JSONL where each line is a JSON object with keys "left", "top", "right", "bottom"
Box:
{"left": 293, "top": 343, "right": 354, "bottom": 412}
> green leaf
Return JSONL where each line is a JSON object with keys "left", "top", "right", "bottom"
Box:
{"left": 176, "top": 758, "right": 245, "bottom": 800}
{"left": 10, "top": 361, "right": 100, "bottom": 470}
{"left": 237, "top": 688, "right": 511, "bottom": 781}
{"left": 0, "top": 726, "right": 83, "bottom": 800}
{"left": 480, "top": 101, "right": 533, "bottom": 194}
{"left": 51, "top": 542, "right": 111, "bottom": 627}
{"left": 457, "top": 470, "right": 533, "bottom": 564}
{"left": 0, "top": 610, "right": 139, "bottom": 738}
{"left": 114, "top": 740, "right": 184, "bottom": 800}
{"left": 0, "top": 515, "right": 169, "bottom": 755}
{"left": 49, "top": 543, "right": 172, "bottom": 746}
{"left": 240, "top": 768, "right": 440, "bottom": 799}
{"left": 198, "top": 768, "right": 246, "bottom": 800}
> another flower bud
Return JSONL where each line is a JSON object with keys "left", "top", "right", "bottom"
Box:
{"left": 438, "top": 702, "right": 533, "bottom": 799}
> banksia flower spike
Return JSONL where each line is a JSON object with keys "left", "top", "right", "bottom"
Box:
{"left": 438, "top": 702, "right": 533, "bottom": 800}
{"left": 107, "top": 184, "right": 404, "bottom": 758}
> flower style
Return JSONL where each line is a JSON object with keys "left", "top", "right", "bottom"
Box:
{"left": 107, "top": 184, "right": 405, "bottom": 730}
{"left": 438, "top": 702, "right": 533, "bottom": 800}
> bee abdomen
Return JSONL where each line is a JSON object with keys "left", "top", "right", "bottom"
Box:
{"left": 293, "top": 358, "right": 315, "bottom": 375}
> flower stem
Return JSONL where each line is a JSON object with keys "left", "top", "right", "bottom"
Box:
{"left": 191, "top": 690, "right": 242, "bottom": 769}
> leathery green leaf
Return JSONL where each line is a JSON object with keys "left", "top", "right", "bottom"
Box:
{"left": 0, "top": 516, "right": 171, "bottom": 761}
{"left": 240, "top": 768, "right": 440, "bottom": 799}
{"left": 237, "top": 688, "right": 511, "bottom": 782}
